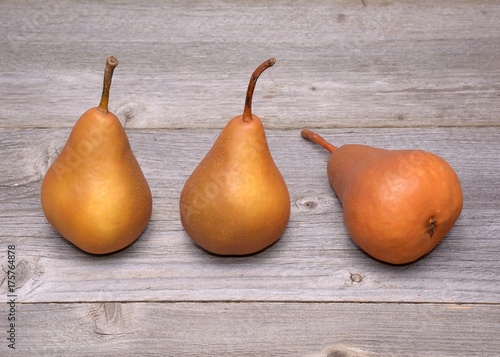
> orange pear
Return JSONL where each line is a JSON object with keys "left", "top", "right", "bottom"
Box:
{"left": 301, "top": 128, "right": 463, "bottom": 264}
{"left": 41, "top": 56, "right": 152, "bottom": 254}
{"left": 180, "top": 59, "right": 290, "bottom": 255}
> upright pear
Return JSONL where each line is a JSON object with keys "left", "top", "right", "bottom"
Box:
{"left": 41, "top": 56, "right": 152, "bottom": 254}
{"left": 179, "top": 58, "right": 290, "bottom": 255}
{"left": 301, "top": 128, "right": 463, "bottom": 264}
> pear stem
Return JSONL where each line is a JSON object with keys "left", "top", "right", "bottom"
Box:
{"left": 97, "top": 55, "right": 119, "bottom": 113}
{"left": 242, "top": 58, "right": 276, "bottom": 123}
{"left": 301, "top": 128, "right": 337, "bottom": 153}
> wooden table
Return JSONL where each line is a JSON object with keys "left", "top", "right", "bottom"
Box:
{"left": 1, "top": 1, "right": 499, "bottom": 356}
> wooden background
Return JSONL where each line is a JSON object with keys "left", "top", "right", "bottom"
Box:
{"left": 1, "top": 0, "right": 499, "bottom": 356}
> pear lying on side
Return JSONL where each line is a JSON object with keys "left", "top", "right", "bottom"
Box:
{"left": 180, "top": 58, "right": 290, "bottom": 255}
{"left": 301, "top": 128, "right": 463, "bottom": 264}
{"left": 41, "top": 56, "right": 152, "bottom": 254}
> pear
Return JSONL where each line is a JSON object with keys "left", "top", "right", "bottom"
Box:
{"left": 41, "top": 56, "right": 152, "bottom": 254}
{"left": 301, "top": 128, "right": 463, "bottom": 264}
{"left": 179, "top": 58, "right": 290, "bottom": 255}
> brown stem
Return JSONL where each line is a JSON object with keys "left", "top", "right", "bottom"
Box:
{"left": 242, "top": 58, "right": 276, "bottom": 123}
{"left": 301, "top": 128, "right": 337, "bottom": 153}
{"left": 98, "top": 55, "right": 119, "bottom": 113}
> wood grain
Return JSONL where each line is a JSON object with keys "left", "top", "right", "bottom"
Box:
{"left": 1, "top": 127, "right": 499, "bottom": 303}
{"left": 10, "top": 302, "right": 500, "bottom": 356}
{"left": 1, "top": 0, "right": 499, "bottom": 355}
{"left": 1, "top": 0, "right": 499, "bottom": 129}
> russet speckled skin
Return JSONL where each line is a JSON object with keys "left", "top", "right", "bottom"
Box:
{"left": 180, "top": 114, "right": 290, "bottom": 255}
{"left": 328, "top": 145, "right": 463, "bottom": 264}
{"left": 41, "top": 107, "right": 152, "bottom": 255}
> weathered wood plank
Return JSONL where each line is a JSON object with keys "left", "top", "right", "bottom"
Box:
{"left": 4, "top": 302, "right": 500, "bottom": 356}
{"left": 1, "top": 127, "right": 499, "bottom": 303}
{"left": 1, "top": 0, "right": 499, "bottom": 129}
{"left": 2, "top": 1, "right": 499, "bottom": 355}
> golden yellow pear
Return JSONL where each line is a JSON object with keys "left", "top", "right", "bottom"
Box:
{"left": 180, "top": 58, "right": 290, "bottom": 255}
{"left": 301, "top": 128, "right": 463, "bottom": 265}
{"left": 41, "top": 56, "right": 152, "bottom": 254}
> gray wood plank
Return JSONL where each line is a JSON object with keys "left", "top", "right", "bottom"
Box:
{"left": 1, "top": 0, "right": 499, "bottom": 129}
{"left": 1, "top": 127, "right": 499, "bottom": 303}
{"left": 2, "top": 1, "right": 500, "bottom": 355}
{"left": 5, "top": 302, "right": 500, "bottom": 356}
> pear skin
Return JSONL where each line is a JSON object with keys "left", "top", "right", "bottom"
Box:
{"left": 180, "top": 59, "right": 290, "bottom": 255}
{"left": 301, "top": 129, "right": 463, "bottom": 265}
{"left": 41, "top": 56, "right": 152, "bottom": 254}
